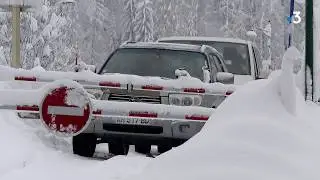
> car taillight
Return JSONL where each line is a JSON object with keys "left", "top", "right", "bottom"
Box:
{"left": 14, "top": 76, "right": 36, "bottom": 81}
{"left": 129, "top": 111, "right": 158, "bottom": 118}
{"left": 185, "top": 115, "right": 209, "bottom": 121}
{"left": 183, "top": 88, "right": 205, "bottom": 93}
{"left": 141, "top": 85, "right": 163, "bottom": 90}
{"left": 99, "top": 81, "right": 121, "bottom": 87}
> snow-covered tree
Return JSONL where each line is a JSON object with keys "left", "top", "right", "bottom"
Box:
{"left": 0, "top": 12, "right": 10, "bottom": 66}
{"left": 134, "top": 0, "right": 154, "bottom": 42}
{"left": 153, "top": 0, "right": 179, "bottom": 39}
{"left": 122, "top": 0, "right": 136, "bottom": 42}
{"left": 175, "top": 0, "right": 199, "bottom": 36}
{"left": 0, "top": 46, "right": 7, "bottom": 66}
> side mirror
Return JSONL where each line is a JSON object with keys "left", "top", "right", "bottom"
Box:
{"left": 202, "top": 66, "right": 211, "bottom": 83}
{"left": 216, "top": 72, "right": 234, "bottom": 84}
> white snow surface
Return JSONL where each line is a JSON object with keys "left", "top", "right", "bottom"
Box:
{"left": 0, "top": 109, "right": 150, "bottom": 180}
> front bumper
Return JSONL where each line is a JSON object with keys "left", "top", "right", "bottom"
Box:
{"left": 86, "top": 116, "right": 206, "bottom": 143}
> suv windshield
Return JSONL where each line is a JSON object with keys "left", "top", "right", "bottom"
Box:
{"left": 100, "top": 48, "right": 207, "bottom": 80}
{"left": 161, "top": 40, "right": 251, "bottom": 75}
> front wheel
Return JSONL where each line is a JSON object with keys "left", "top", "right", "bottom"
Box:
{"left": 72, "top": 133, "right": 97, "bottom": 157}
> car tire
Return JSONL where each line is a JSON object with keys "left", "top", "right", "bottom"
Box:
{"left": 135, "top": 144, "right": 151, "bottom": 154}
{"left": 158, "top": 144, "right": 172, "bottom": 154}
{"left": 72, "top": 133, "right": 97, "bottom": 157}
{"left": 108, "top": 142, "right": 129, "bottom": 155}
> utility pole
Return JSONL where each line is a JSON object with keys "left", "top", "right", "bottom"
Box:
{"left": 305, "top": 0, "right": 314, "bottom": 101}
{"left": 0, "top": 0, "right": 33, "bottom": 69}
{"left": 11, "top": 6, "right": 21, "bottom": 68}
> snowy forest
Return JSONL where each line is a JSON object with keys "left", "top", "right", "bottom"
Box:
{"left": 0, "top": 0, "right": 305, "bottom": 71}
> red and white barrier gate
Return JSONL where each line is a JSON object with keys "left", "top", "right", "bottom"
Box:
{"left": 0, "top": 80, "right": 215, "bottom": 137}
{"left": 0, "top": 80, "right": 93, "bottom": 137}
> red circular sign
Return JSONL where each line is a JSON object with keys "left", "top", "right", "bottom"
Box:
{"left": 40, "top": 81, "right": 92, "bottom": 137}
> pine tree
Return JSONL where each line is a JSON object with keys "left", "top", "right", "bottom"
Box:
{"left": 176, "top": 0, "right": 198, "bottom": 36}
{"left": 153, "top": 0, "right": 178, "bottom": 39}
{"left": 122, "top": 0, "right": 136, "bottom": 42}
{"left": 0, "top": 13, "right": 10, "bottom": 66}
{"left": 134, "top": 0, "right": 154, "bottom": 42}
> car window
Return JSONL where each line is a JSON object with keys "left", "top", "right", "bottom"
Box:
{"left": 101, "top": 48, "right": 207, "bottom": 81}
{"left": 160, "top": 40, "right": 251, "bottom": 75}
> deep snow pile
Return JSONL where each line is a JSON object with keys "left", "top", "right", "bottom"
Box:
{"left": 0, "top": 109, "right": 150, "bottom": 180}
{"left": 128, "top": 47, "right": 320, "bottom": 180}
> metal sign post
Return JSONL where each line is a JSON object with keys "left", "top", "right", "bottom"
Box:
{"left": 305, "top": 0, "right": 314, "bottom": 101}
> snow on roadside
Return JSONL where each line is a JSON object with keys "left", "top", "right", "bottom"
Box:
{"left": 0, "top": 109, "right": 151, "bottom": 180}
{"left": 128, "top": 77, "right": 320, "bottom": 180}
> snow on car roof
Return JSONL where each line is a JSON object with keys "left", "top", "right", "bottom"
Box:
{"left": 158, "top": 36, "right": 250, "bottom": 45}
{"left": 120, "top": 42, "right": 207, "bottom": 53}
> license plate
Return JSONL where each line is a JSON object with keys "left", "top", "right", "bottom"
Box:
{"left": 114, "top": 118, "right": 151, "bottom": 125}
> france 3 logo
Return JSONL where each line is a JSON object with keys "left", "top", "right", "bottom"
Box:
{"left": 288, "top": 11, "right": 302, "bottom": 24}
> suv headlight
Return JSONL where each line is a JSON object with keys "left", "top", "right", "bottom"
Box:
{"left": 169, "top": 94, "right": 202, "bottom": 106}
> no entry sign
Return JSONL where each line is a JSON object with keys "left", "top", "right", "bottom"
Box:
{"left": 39, "top": 80, "right": 92, "bottom": 137}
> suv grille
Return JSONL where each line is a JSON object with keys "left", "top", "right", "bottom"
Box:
{"left": 108, "top": 94, "right": 161, "bottom": 104}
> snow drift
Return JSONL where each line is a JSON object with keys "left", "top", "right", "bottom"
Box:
{"left": 0, "top": 108, "right": 151, "bottom": 180}
{"left": 128, "top": 47, "right": 320, "bottom": 180}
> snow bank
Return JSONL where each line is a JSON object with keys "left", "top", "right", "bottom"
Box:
{"left": 127, "top": 47, "right": 320, "bottom": 180}
{"left": 0, "top": 109, "right": 150, "bottom": 180}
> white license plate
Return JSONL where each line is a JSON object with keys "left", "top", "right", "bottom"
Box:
{"left": 114, "top": 118, "right": 151, "bottom": 125}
